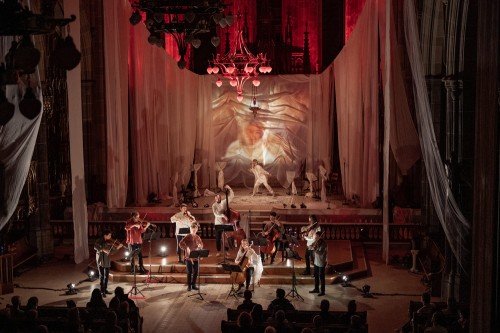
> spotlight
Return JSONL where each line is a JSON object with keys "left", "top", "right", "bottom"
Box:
{"left": 341, "top": 275, "right": 350, "bottom": 287}
{"left": 159, "top": 246, "right": 167, "bottom": 257}
{"left": 129, "top": 10, "right": 142, "bottom": 25}
{"left": 362, "top": 284, "right": 372, "bottom": 298}
{"left": 121, "top": 251, "right": 130, "bottom": 262}
{"left": 87, "top": 269, "right": 98, "bottom": 282}
{"left": 65, "top": 283, "right": 77, "bottom": 295}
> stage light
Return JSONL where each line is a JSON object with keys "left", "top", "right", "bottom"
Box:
{"left": 122, "top": 251, "right": 130, "bottom": 262}
{"left": 66, "top": 283, "right": 77, "bottom": 295}
{"left": 159, "top": 246, "right": 167, "bottom": 257}
{"left": 362, "top": 284, "right": 372, "bottom": 297}
{"left": 341, "top": 275, "right": 350, "bottom": 287}
{"left": 87, "top": 269, "right": 98, "bottom": 282}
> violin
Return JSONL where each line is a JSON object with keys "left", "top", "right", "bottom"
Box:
{"left": 105, "top": 238, "right": 124, "bottom": 251}
{"left": 300, "top": 222, "right": 318, "bottom": 235}
{"left": 310, "top": 231, "right": 326, "bottom": 251}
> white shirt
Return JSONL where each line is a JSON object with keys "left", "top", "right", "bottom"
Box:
{"left": 251, "top": 164, "right": 270, "bottom": 183}
{"left": 303, "top": 225, "right": 322, "bottom": 248}
{"left": 170, "top": 211, "right": 196, "bottom": 236}
{"left": 212, "top": 186, "right": 234, "bottom": 225}
{"left": 235, "top": 246, "right": 257, "bottom": 268}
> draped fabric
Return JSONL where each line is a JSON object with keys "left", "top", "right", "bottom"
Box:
{"left": 0, "top": 36, "right": 42, "bottom": 230}
{"left": 403, "top": 0, "right": 470, "bottom": 271}
{"left": 104, "top": 0, "right": 130, "bottom": 208}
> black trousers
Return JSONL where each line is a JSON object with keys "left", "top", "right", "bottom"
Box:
{"left": 304, "top": 249, "right": 314, "bottom": 272}
{"left": 238, "top": 267, "right": 255, "bottom": 289}
{"left": 314, "top": 265, "right": 326, "bottom": 292}
{"left": 215, "top": 228, "right": 224, "bottom": 252}
{"left": 186, "top": 260, "right": 199, "bottom": 287}
{"left": 128, "top": 243, "right": 144, "bottom": 268}
{"left": 98, "top": 265, "right": 109, "bottom": 292}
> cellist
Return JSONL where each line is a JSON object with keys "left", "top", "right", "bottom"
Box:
{"left": 234, "top": 239, "right": 258, "bottom": 291}
{"left": 260, "top": 212, "right": 285, "bottom": 265}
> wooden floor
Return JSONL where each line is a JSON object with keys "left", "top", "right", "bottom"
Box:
{"left": 3, "top": 247, "right": 432, "bottom": 333}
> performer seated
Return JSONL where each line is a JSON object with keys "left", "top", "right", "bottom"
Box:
{"left": 250, "top": 159, "right": 275, "bottom": 196}
{"left": 234, "top": 239, "right": 257, "bottom": 291}
{"left": 125, "top": 211, "right": 150, "bottom": 274}
{"left": 179, "top": 222, "right": 203, "bottom": 291}
{"left": 170, "top": 204, "right": 196, "bottom": 263}
{"left": 301, "top": 214, "right": 321, "bottom": 275}
{"left": 260, "top": 212, "right": 285, "bottom": 265}
{"left": 212, "top": 184, "right": 234, "bottom": 257}
{"left": 309, "top": 231, "right": 328, "bottom": 296}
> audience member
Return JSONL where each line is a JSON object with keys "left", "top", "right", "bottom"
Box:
{"left": 339, "top": 300, "right": 357, "bottom": 325}
{"left": 26, "top": 296, "right": 39, "bottom": 311}
{"left": 251, "top": 304, "right": 266, "bottom": 325}
{"left": 301, "top": 328, "right": 313, "bottom": 333}
{"left": 272, "top": 310, "right": 294, "bottom": 333}
{"left": 100, "top": 310, "right": 123, "bottom": 333}
{"left": 237, "top": 311, "right": 253, "bottom": 333}
{"left": 312, "top": 315, "right": 329, "bottom": 333}
{"left": 66, "top": 306, "right": 84, "bottom": 333}
{"left": 9, "top": 295, "right": 25, "bottom": 319}
{"left": 237, "top": 290, "right": 260, "bottom": 312}
{"left": 114, "top": 286, "right": 137, "bottom": 309}
{"left": 87, "top": 288, "right": 108, "bottom": 310}
{"left": 268, "top": 288, "right": 296, "bottom": 313}
{"left": 37, "top": 325, "right": 49, "bottom": 333}
{"left": 424, "top": 311, "right": 448, "bottom": 333}
{"left": 109, "top": 296, "right": 121, "bottom": 312}
{"left": 400, "top": 292, "right": 436, "bottom": 333}
{"left": 265, "top": 326, "right": 277, "bottom": 333}
{"left": 347, "top": 314, "right": 365, "bottom": 333}
{"left": 319, "top": 299, "right": 332, "bottom": 321}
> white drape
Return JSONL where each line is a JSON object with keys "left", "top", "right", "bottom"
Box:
{"left": 103, "top": 0, "right": 129, "bottom": 208}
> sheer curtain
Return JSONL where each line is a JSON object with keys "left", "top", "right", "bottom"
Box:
{"left": 104, "top": 0, "right": 130, "bottom": 208}
{"left": 403, "top": 0, "right": 470, "bottom": 271}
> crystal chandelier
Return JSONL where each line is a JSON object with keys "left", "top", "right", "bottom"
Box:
{"left": 130, "top": 0, "right": 234, "bottom": 69}
{"left": 207, "top": 13, "right": 272, "bottom": 102}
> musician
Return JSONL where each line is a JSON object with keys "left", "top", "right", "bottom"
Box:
{"left": 301, "top": 215, "right": 321, "bottom": 275}
{"left": 94, "top": 230, "right": 123, "bottom": 297}
{"left": 309, "top": 231, "right": 328, "bottom": 296}
{"left": 250, "top": 159, "right": 275, "bottom": 196}
{"left": 125, "top": 211, "right": 150, "bottom": 274}
{"left": 179, "top": 222, "right": 204, "bottom": 291}
{"left": 212, "top": 184, "right": 234, "bottom": 257}
{"left": 234, "top": 239, "right": 257, "bottom": 291}
{"left": 260, "top": 212, "right": 285, "bottom": 264}
{"left": 170, "top": 204, "right": 196, "bottom": 263}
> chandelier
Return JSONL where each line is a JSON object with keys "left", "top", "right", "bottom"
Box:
{"left": 207, "top": 13, "right": 272, "bottom": 102}
{"left": 130, "top": 0, "right": 234, "bottom": 69}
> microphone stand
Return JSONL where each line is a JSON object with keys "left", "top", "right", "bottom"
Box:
{"left": 343, "top": 160, "right": 349, "bottom": 205}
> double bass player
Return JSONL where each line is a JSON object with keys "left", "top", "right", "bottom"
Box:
{"left": 212, "top": 184, "right": 234, "bottom": 257}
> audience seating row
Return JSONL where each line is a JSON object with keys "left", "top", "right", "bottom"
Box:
{"left": 227, "top": 308, "right": 368, "bottom": 324}
{"left": 221, "top": 320, "right": 368, "bottom": 333}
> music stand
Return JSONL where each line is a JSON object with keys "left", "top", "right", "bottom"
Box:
{"left": 249, "top": 236, "right": 268, "bottom": 262}
{"left": 188, "top": 249, "right": 210, "bottom": 300}
{"left": 128, "top": 248, "right": 145, "bottom": 299}
{"left": 285, "top": 247, "right": 304, "bottom": 301}
{"left": 215, "top": 224, "right": 235, "bottom": 263}
{"left": 222, "top": 263, "right": 243, "bottom": 300}
{"left": 142, "top": 228, "right": 162, "bottom": 285}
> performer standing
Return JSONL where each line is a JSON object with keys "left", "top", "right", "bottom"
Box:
{"left": 179, "top": 223, "right": 204, "bottom": 291}
{"left": 234, "top": 239, "right": 257, "bottom": 291}
{"left": 309, "top": 231, "right": 328, "bottom": 296}
{"left": 125, "top": 211, "right": 150, "bottom": 274}
{"left": 260, "top": 212, "right": 285, "bottom": 264}
{"left": 212, "top": 184, "right": 234, "bottom": 257}
{"left": 250, "top": 159, "right": 275, "bottom": 196}
{"left": 301, "top": 215, "right": 321, "bottom": 275}
{"left": 170, "top": 204, "right": 196, "bottom": 263}
{"left": 94, "top": 230, "right": 123, "bottom": 297}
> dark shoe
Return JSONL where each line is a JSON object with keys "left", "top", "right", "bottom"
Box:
{"left": 237, "top": 284, "right": 243, "bottom": 292}
{"left": 318, "top": 292, "right": 326, "bottom": 296}
{"left": 309, "top": 289, "right": 320, "bottom": 293}
{"left": 104, "top": 290, "right": 113, "bottom": 295}
{"left": 102, "top": 292, "right": 107, "bottom": 298}
{"left": 139, "top": 269, "right": 146, "bottom": 274}
{"left": 301, "top": 270, "right": 311, "bottom": 276}
{"left": 191, "top": 285, "right": 199, "bottom": 291}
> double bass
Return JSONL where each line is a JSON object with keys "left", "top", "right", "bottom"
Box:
{"left": 222, "top": 188, "right": 246, "bottom": 249}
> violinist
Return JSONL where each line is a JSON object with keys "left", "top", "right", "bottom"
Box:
{"left": 94, "top": 230, "right": 123, "bottom": 297}
{"left": 125, "top": 211, "right": 150, "bottom": 274}
{"left": 301, "top": 215, "right": 321, "bottom": 276}
{"left": 309, "top": 231, "right": 328, "bottom": 296}
{"left": 234, "top": 239, "right": 258, "bottom": 291}
{"left": 179, "top": 222, "right": 203, "bottom": 291}
{"left": 212, "top": 184, "right": 234, "bottom": 257}
{"left": 170, "top": 204, "right": 196, "bottom": 263}
{"left": 260, "top": 212, "right": 285, "bottom": 265}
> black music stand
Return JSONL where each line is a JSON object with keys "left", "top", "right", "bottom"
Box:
{"left": 128, "top": 248, "right": 145, "bottom": 299}
{"left": 215, "top": 224, "right": 235, "bottom": 264}
{"left": 142, "top": 228, "right": 162, "bottom": 285}
{"left": 249, "top": 236, "right": 268, "bottom": 262}
{"left": 222, "top": 263, "right": 243, "bottom": 300}
{"left": 285, "top": 246, "right": 304, "bottom": 301}
{"left": 188, "top": 249, "right": 209, "bottom": 300}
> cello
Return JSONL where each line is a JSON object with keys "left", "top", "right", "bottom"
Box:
{"left": 231, "top": 252, "right": 250, "bottom": 285}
